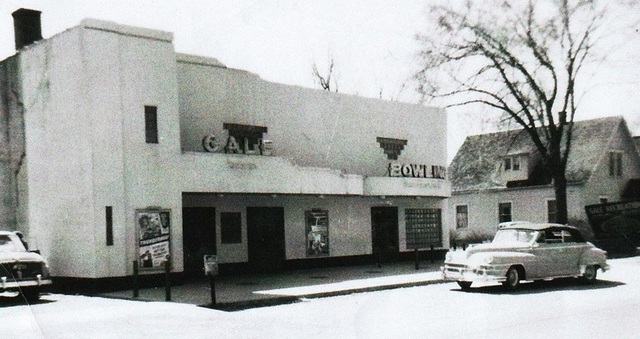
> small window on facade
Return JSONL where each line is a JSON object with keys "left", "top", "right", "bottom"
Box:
{"left": 547, "top": 200, "right": 557, "bottom": 223}
{"left": 504, "top": 156, "right": 521, "bottom": 171}
{"left": 504, "top": 158, "right": 512, "bottom": 171}
{"left": 106, "top": 206, "right": 113, "bottom": 246}
{"left": 499, "top": 202, "right": 512, "bottom": 223}
{"left": 220, "top": 212, "right": 242, "bottom": 244}
{"left": 609, "top": 151, "right": 623, "bottom": 177}
{"left": 405, "top": 208, "right": 442, "bottom": 248}
{"left": 145, "top": 105, "right": 158, "bottom": 144}
{"left": 512, "top": 156, "right": 520, "bottom": 171}
{"left": 455, "top": 205, "right": 468, "bottom": 229}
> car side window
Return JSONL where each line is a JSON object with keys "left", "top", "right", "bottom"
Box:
{"left": 545, "top": 230, "right": 562, "bottom": 243}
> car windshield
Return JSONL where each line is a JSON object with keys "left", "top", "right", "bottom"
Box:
{"left": 493, "top": 229, "right": 537, "bottom": 244}
{"left": 0, "top": 234, "right": 26, "bottom": 252}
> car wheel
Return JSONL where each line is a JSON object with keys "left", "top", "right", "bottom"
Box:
{"left": 457, "top": 281, "right": 472, "bottom": 290}
{"left": 21, "top": 287, "right": 40, "bottom": 302}
{"left": 503, "top": 267, "right": 521, "bottom": 290}
{"left": 581, "top": 265, "right": 598, "bottom": 284}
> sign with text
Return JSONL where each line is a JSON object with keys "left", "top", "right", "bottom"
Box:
{"left": 585, "top": 200, "right": 640, "bottom": 253}
{"left": 387, "top": 163, "right": 446, "bottom": 179}
{"left": 136, "top": 209, "right": 171, "bottom": 270}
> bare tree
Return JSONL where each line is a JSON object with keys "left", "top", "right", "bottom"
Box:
{"left": 414, "top": 0, "right": 619, "bottom": 224}
{"left": 312, "top": 57, "right": 339, "bottom": 92}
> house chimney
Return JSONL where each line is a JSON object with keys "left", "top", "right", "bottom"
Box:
{"left": 12, "top": 8, "right": 42, "bottom": 50}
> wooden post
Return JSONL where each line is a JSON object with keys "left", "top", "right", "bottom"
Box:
{"left": 133, "top": 261, "right": 139, "bottom": 298}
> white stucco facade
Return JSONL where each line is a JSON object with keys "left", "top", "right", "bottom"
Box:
{"left": 0, "top": 18, "right": 450, "bottom": 279}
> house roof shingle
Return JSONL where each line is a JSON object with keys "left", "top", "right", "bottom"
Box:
{"left": 449, "top": 116, "right": 625, "bottom": 192}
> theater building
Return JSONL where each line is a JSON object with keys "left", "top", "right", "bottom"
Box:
{"left": 0, "top": 9, "right": 450, "bottom": 283}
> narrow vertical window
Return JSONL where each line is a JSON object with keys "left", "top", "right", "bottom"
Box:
{"left": 499, "top": 202, "right": 512, "bottom": 223}
{"left": 456, "top": 205, "right": 468, "bottom": 229}
{"left": 547, "top": 200, "right": 557, "bottom": 223}
{"left": 609, "top": 151, "right": 623, "bottom": 177}
{"left": 106, "top": 206, "right": 113, "bottom": 246}
{"left": 616, "top": 152, "right": 623, "bottom": 176}
{"left": 145, "top": 105, "right": 158, "bottom": 144}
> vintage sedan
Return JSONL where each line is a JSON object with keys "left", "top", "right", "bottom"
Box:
{"left": 0, "top": 231, "right": 52, "bottom": 300}
{"left": 442, "top": 222, "right": 609, "bottom": 290}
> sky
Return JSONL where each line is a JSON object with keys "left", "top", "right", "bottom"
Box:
{"left": 1, "top": 1, "right": 638, "bottom": 162}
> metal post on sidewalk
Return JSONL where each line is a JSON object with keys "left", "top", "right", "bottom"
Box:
{"left": 133, "top": 260, "right": 139, "bottom": 298}
{"left": 414, "top": 248, "right": 419, "bottom": 270}
{"left": 165, "top": 257, "right": 171, "bottom": 301}
{"left": 210, "top": 275, "right": 217, "bottom": 306}
{"left": 430, "top": 245, "right": 435, "bottom": 263}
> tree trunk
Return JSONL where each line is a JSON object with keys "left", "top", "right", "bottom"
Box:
{"left": 553, "top": 171, "right": 569, "bottom": 224}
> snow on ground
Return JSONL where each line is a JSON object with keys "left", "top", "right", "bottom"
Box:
{"left": 2, "top": 256, "right": 640, "bottom": 339}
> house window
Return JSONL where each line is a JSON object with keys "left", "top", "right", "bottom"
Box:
{"left": 504, "top": 156, "right": 521, "bottom": 171}
{"left": 455, "top": 205, "right": 468, "bottom": 229}
{"left": 405, "top": 208, "right": 442, "bottom": 248}
{"left": 609, "top": 151, "right": 623, "bottom": 177}
{"left": 105, "top": 206, "right": 113, "bottom": 246}
{"left": 547, "top": 200, "right": 557, "bottom": 223}
{"left": 499, "top": 202, "right": 512, "bottom": 223}
{"left": 145, "top": 106, "right": 158, "bottom": 144}
{"left": 220, "top": 212, "right": 242, "bottom": 244}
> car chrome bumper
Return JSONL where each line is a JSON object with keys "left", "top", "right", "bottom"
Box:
{"left": 441, "top": 264, "right": 507, "bottom": 283}
{"left": 0, "top": 275, "right": 53, "bottom": 291}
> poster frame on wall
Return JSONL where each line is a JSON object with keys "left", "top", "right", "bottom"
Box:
{"left": 305, "top": 209, "right": 329, "bottom": 257}
{"left": 136, "top": 208, "right": 171, "bottom": 271}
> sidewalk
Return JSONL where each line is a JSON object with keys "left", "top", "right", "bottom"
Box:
{"left": 100, "top": 260, "right": 445, "bottom": 310}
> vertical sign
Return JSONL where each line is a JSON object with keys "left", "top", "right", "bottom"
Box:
{"left": 137, "top": 209, "right": 171, "bottom": 270}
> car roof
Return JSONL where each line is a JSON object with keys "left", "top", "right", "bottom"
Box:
{"left": 498, "top": 221, "right": 580, "bottom": 232}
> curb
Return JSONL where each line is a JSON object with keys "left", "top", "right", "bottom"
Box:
{"left": 200, "top": 278, "right": 447, "bottom": 311}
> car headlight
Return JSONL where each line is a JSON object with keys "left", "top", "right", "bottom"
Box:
{"left": 41, "top": 262, "right": 50, "bottom": 278}
{"left": 482, "top": 255, "right": 494, "bottom": 265}
{"left": 445, "top": 252, "right": 452, "bottom": 262}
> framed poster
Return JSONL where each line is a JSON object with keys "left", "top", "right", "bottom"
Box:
{"left": 306, "top": 209, "right": 329, "bottom": 256}
{"left": 136, "top": 209, "right": 171, "bottom": 270}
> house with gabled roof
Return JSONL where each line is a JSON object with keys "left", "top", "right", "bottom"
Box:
{"left": 448, "top": 116, "right": 640, "bottom": 239}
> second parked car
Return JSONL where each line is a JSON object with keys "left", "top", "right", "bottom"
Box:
{"left": 442, "top": 222, "right": 609, "bottom": 290}
{"left": 0, "top": 231, "right": 52, "bottom": 300}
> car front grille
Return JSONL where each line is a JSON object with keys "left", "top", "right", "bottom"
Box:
{"left": 0, "top": 262, "right": 43, "bottom": 281}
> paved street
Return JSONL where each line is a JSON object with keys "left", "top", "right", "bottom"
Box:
{"left": 2, "top": 256, "right": 640, "bottom": 338}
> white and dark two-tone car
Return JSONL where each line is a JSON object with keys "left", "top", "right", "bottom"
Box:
{"left": 0, "top": 231, "right": 52, "bottom": 300}
{"left": 442, "top": 222, "right": 609, "bottom": 290}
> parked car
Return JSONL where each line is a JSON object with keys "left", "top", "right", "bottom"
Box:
{"left": 0, "top": 231, "right": 52, "bottom": 300}
{"left": 442, "top": 222, "right": 609, "bottom": 290}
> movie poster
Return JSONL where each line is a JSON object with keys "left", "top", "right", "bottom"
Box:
{"left": 137, "top": 209, "right": 171, "bottom": 270}
{"left": 306, "top": 209, "right": 329, "bottom": 256}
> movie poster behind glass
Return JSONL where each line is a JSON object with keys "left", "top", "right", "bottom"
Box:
{"left": 137, "top": 209, "right": 171, "bottom": 269}
{"left": 306, "top": 209, "right": 329, "bottom": 256}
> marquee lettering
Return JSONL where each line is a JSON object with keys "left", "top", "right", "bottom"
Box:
{"left": 387, "top": 163, "right": 446, "bottom": 179}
